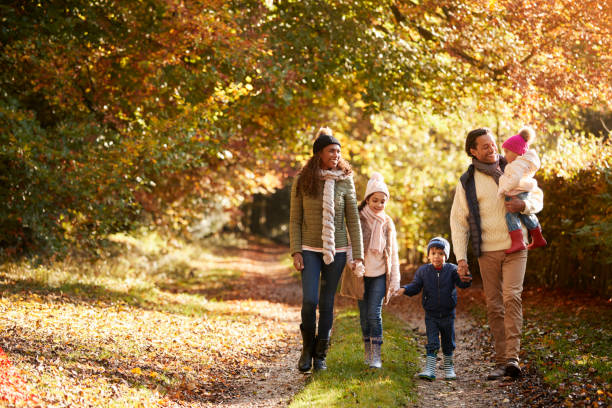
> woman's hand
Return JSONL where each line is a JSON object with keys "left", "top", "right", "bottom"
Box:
{"left": 352, "top": 259, "right": 365, "bottom": 277}
{"left": 393, "top": 287, "right": 405, "bottom": 297}
{"left": 293, "top": 253, "right": 304, "bottom": 271}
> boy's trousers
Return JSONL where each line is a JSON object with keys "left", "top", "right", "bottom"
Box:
{"left": 478, "top": 249, "right": 528, "bottom": 365}
{"left": 424, "top": 314, "right": 455, "bottom": 355}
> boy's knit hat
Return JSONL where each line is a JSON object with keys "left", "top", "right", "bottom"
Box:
{"left": 502, "top": 126, "right": 536, "bottom": 156}
{"left": 364, "top": 172, "right": 390, "bottom": 199}
{"left": 427, "top": 237, "right": 450, "bottom": 259}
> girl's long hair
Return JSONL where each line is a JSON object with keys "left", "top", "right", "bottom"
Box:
{"left": 357, "top": 196, "right": 370, "bottom": 212}
{"left": 296, "top": 155, "right": 352, "bottom": 197}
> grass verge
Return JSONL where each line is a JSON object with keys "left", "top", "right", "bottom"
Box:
{"left": 521, "top": 300, "right": 611, "bottom": 405}
{"left": 289, "top": 308, "right": 419, "bottom": 408}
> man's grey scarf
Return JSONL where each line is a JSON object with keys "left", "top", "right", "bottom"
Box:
{"left": 460, "top": 155, "right": 507, "bottom": 257}
{"left": 472, "top": 157, "right": 503, "bottom": 185}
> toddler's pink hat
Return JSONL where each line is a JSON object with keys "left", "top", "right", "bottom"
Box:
{"left": 502, "top": 126, "right": 536, "bottom": 156}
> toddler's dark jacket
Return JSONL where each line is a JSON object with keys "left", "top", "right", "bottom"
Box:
{"left": 402, "top": 263, "right": 471, "bottom": 318}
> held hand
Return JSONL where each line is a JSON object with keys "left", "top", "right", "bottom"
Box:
{"left": 353, "top": 259, "right": 365, "bottom": 277}
{"left": 460, "top": 272, "right": 473, "bottom": 283}
{"left": 293, "top": 253, "right": 304, "bottom": 271}
{"left": 505, "top": 196, "right": 526, "bottom": 213}
{"left": 394, "top": 287, "right": 405, "bottom": 297}
{"left": 457, "top": 259, "right": 470, "bottom": 281}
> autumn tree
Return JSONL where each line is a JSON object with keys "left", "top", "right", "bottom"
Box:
{"left": 1, "top": 0, "right": 610, "bottom": 253}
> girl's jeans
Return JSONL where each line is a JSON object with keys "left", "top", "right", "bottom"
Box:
{"left": 301, "top": 250, "right": 347, "bottom": 340}
{"left": 505, "top": 192, "right": 539, "bottom": 231}
{"left": 358, "top": 274, "right": 386, "bottom": 339}
{"left": 425, "top": 314, "right": 456, "bottom": 356}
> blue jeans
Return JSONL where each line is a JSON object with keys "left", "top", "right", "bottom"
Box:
{"left": 301, "top": 250, "right": 347, "bottom": 340}
{"left": 505, "top": 192, "right": 539, "bottom": 231}
{"left": 425, "top": 314, "right": 455, "bottom": 356}
{"left": 358, "top": 274, "right": 386, "bottom": 339}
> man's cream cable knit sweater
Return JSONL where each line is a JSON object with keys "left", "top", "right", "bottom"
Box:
{"left": 450, "top": 169, "right": 544, "bottom": 261}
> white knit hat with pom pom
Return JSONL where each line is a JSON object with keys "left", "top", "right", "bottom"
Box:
{"left": 364, "top": 172, "right": 390, "bottom": 200}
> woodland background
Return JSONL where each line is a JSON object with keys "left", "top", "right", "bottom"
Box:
{"left": 1, "top": 0, "right": 611, "bottom": 293}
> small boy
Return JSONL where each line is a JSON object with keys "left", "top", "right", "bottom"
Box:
{"left": 396, "top": 237, "right": 472, "bottom": 380}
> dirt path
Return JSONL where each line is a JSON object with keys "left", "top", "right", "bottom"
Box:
{"left": 0, "top": 238, "right": 563, "bottom": 407}
{"left": 210, "top": 241, "right": 549, "bottom": 407}
{"left": 202, "top": 239, "right": 307, "bottom": 408}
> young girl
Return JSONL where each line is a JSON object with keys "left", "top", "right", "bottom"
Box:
{"left": 340, "top": 172, "right": 400, "bottom": 369}
{"left": 497, "top": 126, "right": 547, "bottom": 253}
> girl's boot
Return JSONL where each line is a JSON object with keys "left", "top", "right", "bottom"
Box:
{"left": 369, "top": 337, "right": 383, "bottom": 369}
{"left": 505, "top": 229, "right": 526, "bottom": 254}
{"left": 527, "top": 226, "right": 547, "bottom": 249}
{"left": 418, "top": 354, "right": 437, "bottom": 380}
{"left": 443, "top": 354, "right": 456, "bottom": 380}
{"left": 298, "top": 324, "right": 315, "bottom": 372}
{"left": 313, "top": 337, "right": 330, "bottom": 371}
{"left": 363, "top": 337, "right": 372, "bottom": 366}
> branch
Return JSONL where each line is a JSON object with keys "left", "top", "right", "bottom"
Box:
{"left": 390, "top": 4, "right": 406, "bottom": 24}
{"left": 601, "top": 118, "right": 611, "bottom": 134}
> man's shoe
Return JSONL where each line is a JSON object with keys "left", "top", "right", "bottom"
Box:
{"left": 505, "top": 361, "right": 522, "bottom": 378}
{"left": 486, "top": 365, "right": 507, "bottom": 380}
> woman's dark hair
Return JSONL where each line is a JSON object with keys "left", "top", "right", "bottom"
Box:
{"left": 296, "top": 154, "right": 352, "bottom": 197}
{"left": 465, "top": 128, "right": 492, "bottom": 158}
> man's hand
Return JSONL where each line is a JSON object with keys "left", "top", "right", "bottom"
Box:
{"left": 293, "top": 253, "right": 304, "bottom": 271}
{"left": 505, "top": 196, "right": 526, "bottom": 213}
{"left": 457, "top": 259, "right": 472, "bottom": 282}
{"left": 394, "top": 287, "right": 405, "bottom": 297}
{"left": 458, "top": 259, "right": 469, "bottom": 275}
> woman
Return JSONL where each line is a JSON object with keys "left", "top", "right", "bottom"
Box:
{"left": 290, "top": 127, "right": 364, "bottom": 372}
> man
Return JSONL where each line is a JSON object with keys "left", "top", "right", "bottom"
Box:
{"left": 450, "top": 127, "right": 543, "bottom": 379}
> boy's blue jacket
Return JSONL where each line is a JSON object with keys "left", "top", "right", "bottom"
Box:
{"left": 402, "top": 263, "right": 471, "bottom": 317}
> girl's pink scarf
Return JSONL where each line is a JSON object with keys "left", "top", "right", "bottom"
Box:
{"left": 362, "top": 205, "right": 387, "bottom": 255}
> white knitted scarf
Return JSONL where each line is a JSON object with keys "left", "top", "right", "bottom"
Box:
{"left": 320, "top": 169, "right": 351, "bottom": 264}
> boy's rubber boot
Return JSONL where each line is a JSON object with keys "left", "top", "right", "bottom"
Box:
{"left": 298, "top": 324, "right": 315, "bottom": 372}
{"left": 313, "top": 337, "right": 330, "bottom": 371}
{"left": 363, "top": 337, "right": 371, "bottom": 366}
{"left": 443, "top": 354, "right": 457, "bottom": 380}
{"left": 505, "top": 229, "right": 526, "bottom": 254}
{"left": 418, "top": 354, "right": 437, "bottom": 381}
{"left": 369, "top": 337, "right": 383, "bottom": 369}
{"left": 527, "top": 226, "right": 547, "bottom": 250}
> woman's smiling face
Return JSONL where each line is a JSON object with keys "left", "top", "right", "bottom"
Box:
{"left": 319, "top": 144, "right": 341, "bottom": 170}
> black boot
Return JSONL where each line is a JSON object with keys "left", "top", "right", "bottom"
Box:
{"left": 313, "top": 337, "right": 330, "bottom": 371}
{"left": 298, "top": 324, "right": 315, "bottom": 372}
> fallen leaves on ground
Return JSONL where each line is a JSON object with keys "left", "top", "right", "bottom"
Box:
{"left": 463, "top": 284, "right": 611, "bottom": 407}
{"left": 0, "top": 235, "right": 302, "bottom": 407}
{"left": 0, "top": 347, "right": 40, "bottom": 407}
